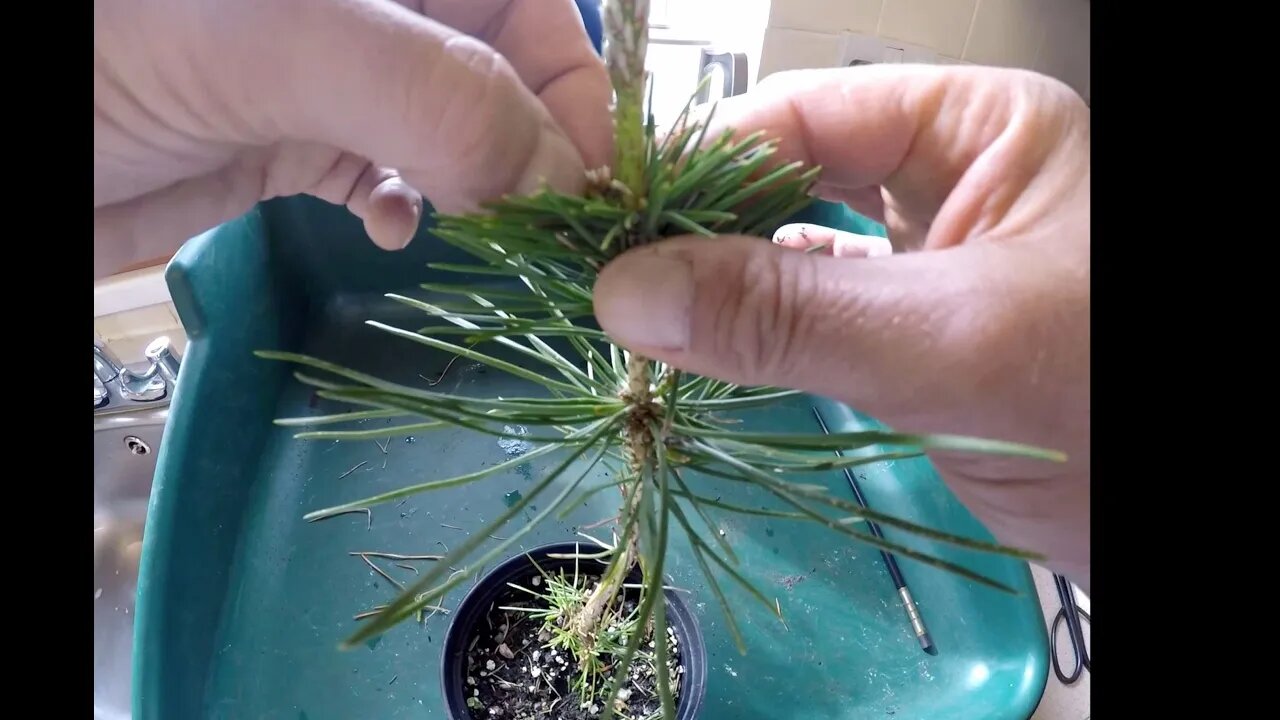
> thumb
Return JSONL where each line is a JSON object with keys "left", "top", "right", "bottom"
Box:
{"left": 593, "top": 235, "right": 1001, "bottom": 427}
{"left": 243, "top": 0, "right": 588, "bottom": 214}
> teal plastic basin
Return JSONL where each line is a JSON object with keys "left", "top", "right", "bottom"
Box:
{"left": 134, "top": 195, "right": 1048, "bottom": 719}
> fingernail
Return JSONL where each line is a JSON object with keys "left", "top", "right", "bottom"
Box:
{"left": 773, "top": 223, "right": 830, "bottom": 247}
{"left": 399, "top": 202, "right": 420, "bottom": 249}
{"left": 595, "top": 252, "right": 693, "bottom": 351}
{"left": 515, "top": 122, "right": 586, "bottom": 198}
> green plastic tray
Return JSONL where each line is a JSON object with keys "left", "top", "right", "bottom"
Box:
{"left": 134, "top": 195, "right": 1048, "bottom": 719}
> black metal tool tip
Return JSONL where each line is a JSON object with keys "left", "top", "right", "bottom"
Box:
{"left": 920, "top": 634, "right": 938, "bottom": 655}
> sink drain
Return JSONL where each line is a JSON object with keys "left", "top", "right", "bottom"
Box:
{"left": 123, "top": 436, "right": 151, "bottom": 456}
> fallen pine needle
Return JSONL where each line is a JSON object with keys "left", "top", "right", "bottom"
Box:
{"left": 358, "top": 554, "right": 406, "bottom": 591}
{"left": 580, "top": 514, "right": 618, "bottom": 531}
{"left": 339, "top": 461, "right": 368, "bottom": 479}
{"left": 348, "top": 551, "right": 443, "bottom": 561}
{"left": 308, "top": 508, "right": 370, "bottom": 530}
{"left": 352, "top": 603, "right": 450, "bottom": 621}
{"left": 419, "top": 351, "right": 467, "bottom": 387}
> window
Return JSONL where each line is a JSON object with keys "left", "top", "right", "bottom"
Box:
{"left": 641, "top": 0, "right": 770, "bottom": 127}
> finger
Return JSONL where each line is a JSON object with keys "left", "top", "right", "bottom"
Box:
{"left": 303, "top": 152, "right": 423, "bottom": 250}
{"left": 593, "top": 234, "right": 1044, "bottom": 435}
{"left": 697, "top": 64, "right": 1080, "bottom": 249}
{"left": 346, "top": 166, "right": 423, "bottom": 251}
{"left": 705, "top": 65, "right": 953, "bottom": 194}
{"left": 419, "top": 0, "right": 614, "bottom": 169}
{"left": 882, "top": 196, "right": 931, "bottom": 252}
{"left": 240, "top": 0, "right": 589, "bottom": 214}
{"left": 803, "top": 184, "right": 924, "bottom": 253}
{"left": 94, "top": 161, "right": 263, "bottom": 279}
{"left": 772, "top": 223, "right": 893, "bottom": 258}
{"left": 94, "top": 147, "right": 425, "bottom": 274}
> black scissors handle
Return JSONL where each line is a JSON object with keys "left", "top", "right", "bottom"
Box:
{"left": 1050, "top": 573, "right": 1090, "bottom": 685}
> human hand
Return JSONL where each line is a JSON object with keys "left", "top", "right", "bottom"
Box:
{"left": 94, "top": 0, "right": 612, "bottom": 278}
{"left": 593, "top": 65, "right": 1091, "bottom": 590}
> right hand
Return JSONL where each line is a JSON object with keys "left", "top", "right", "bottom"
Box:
{"left": 593, "top": 65, "right": 1091, "bottom": 590}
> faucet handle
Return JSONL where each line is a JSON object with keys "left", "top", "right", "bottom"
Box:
{"left": 94, "top": 373, "right": 109, "bottom": 408}
{"left": 94, "top": 338, "right": 125, "bottom": 383}
{"left": 144, "top": 336, "right": 181, "bottom": 384}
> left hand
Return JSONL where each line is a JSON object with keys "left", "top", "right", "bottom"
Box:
{"left": 94, "top": 0, "right": 613, "bottom": 277}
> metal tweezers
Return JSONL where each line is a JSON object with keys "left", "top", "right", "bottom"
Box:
{"left": 813, "top": 407, "right": 934, "bottom": 654}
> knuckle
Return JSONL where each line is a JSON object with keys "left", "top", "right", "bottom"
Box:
{"left": 1012, "top": 71, "right": 1090, "bottom": 139}
{"left": 415, "top": 37, "right": 532, "bottom": 189}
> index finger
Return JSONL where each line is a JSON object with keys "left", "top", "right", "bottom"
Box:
{"left": 422, "top": 0, "right": 614, "bottom": 169}
{"left": 699, "top": 65, "right": 1033, "bottom": 228}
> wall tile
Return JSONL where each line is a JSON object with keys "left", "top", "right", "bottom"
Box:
{"left": 93, "top": 314, "right": 127, "bottom": 343}
{"left": 93, "top": 302, "right": 190, "bottom": 366}
{"left": 758, "top": 26, "right": 846, "bottom": 78}
{"left": 94, "top": 264, "right": 171, "bottom": 318}
{"left": 1034, "top": 0, "right": 1090, "bottom": 100}
{"left": 878, "top": 0, "right": 979, "bottom": 59}
{"left": 106, "top": 328, "right": 187, "bottom": 367}
{"left": 95, "top": 305, "right": 171, "bottom": 343}
{"left": 769, "top": 0, "right": 884, "bottom": 34}
{"left": 963, "top": 0, "right": 1050, "bottom": 68}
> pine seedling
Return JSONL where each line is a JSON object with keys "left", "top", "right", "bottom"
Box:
{"left": 257, "top": 2, "right": 1065, "bottom": 717}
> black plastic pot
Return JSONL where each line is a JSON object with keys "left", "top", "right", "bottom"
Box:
{"left": 441, "top": 541, "right": 708, "bottom": 719}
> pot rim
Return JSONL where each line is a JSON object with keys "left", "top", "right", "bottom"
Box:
{"left": 439, "top": 540, "right": 708, "bottom": 719}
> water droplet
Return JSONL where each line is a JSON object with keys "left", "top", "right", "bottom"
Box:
{"left": 405, "top": 436, "right": 416, "bottom": 444}
{"left": 503, "top": 490, "right": 523, "bottom": 508}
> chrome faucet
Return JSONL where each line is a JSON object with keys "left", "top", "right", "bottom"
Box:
{"left": 94, "top": 336, "right": 182, "bottom": 408}
{"left": 94, "top": 372, "right": 109, "bottom": 408}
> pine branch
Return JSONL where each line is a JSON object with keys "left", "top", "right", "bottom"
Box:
{"left": 602, "top": 0, "right": 650, "bottom": 199}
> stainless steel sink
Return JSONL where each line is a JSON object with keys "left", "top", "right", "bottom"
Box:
{"left": 94, "top": 403, "right": 168, "bottom": 720}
